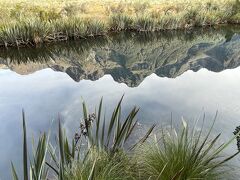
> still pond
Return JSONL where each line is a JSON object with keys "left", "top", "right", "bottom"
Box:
{"left": 1, "top": 26, "right": 240, "bottom": 179}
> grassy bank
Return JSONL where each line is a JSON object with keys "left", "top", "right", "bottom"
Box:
{"left": 10, "top": 98, "right": 240, "bottom": 180}
{"left": 0, "top": 0, "right": 240, "bottom": 47}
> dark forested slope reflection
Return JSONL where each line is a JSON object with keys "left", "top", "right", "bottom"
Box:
{"left": 0, "top": 26, "right": 240, "bottom": 87}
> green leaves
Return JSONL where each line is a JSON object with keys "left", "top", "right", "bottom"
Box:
{"left": 110, "top": 14, "right": 133, "bottom": 31}
{"left": 11, "top": 110, "right": 49, "bottom": 180}
{"left": 22, "top": 110, "right": 28, "bottom": 180}
{"left": 45, "top": 96, "right": 155, "bottom": 179}
{"left": 46, "top": 119, "right": 77, "bottom": 179}
{"left": 11, "top": 99, "right": 238, "bottom": 180}
{"left": 30, "top": 133, "right": 49, "bottom": 180}
{"left": 11, "top": 162, "right": 18, "bottom": 180}
{"left": 81, "top": 96, "right": 155, "bottom": 155}
{"left": 136, "top": 115, "right": 240, "bottom": 180}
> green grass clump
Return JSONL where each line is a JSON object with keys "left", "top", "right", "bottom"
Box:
{"left": 64, "top": 150, "right": 134, "bottom": 180}
{"left": 10, "top": 97, "right": 154, "bottom": 180}
{"left": 52, "top": 18, "right": 87, "bottom": 39}
{"left": 110, "top": 14, "right": 133, "bottom": 31}
{"left": 134, "top": 16, "right": 156, "bottom": 31}
{"left": 183, "top": 9, "right": 202, "bottom": 26}
{"left": 11, "top": 111, "right": 50, "bottom": 180}
{"left": 85, "top": 20, "right": 106, "bottom": 36}
{"left": 0, "top": 20, "right": 52, "bottom": 46}
{"left": 155, "top": 15, "right": 184, "bottom": 30}
{"left": 10, "top": 99, "right": 240, "bottom": 180}
{"left": 0, "top": 0, "right": 240, "bottom": 47}
{"left": 135, "top": 116, "right": 239, "bottom": 179}
{"left": 0, "top": 18, "right": 107, "bottom": 47}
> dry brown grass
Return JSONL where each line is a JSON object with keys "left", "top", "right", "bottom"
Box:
{"left": 0, "top": 0, "right": 238, "bottom": 23}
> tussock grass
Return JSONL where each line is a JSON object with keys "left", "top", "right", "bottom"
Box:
{"left": 0, "top": 0, "right": 240, "bottom": 47}
{"left": 134, "top": 17, "right": 156, "bottom": 31}
{"left": 0, "top": 19, "right": 107, "bottom": 47}
{"left": 110, "top": 15, "right": 133, "bottom": 31}
{"left": 135, "top": 116, "right": 240, "bottom": 179}
{"left": 10, "top": 98, "right": 240, "bottom": 180}
{"left": 64, "top": 150, "right": 134, "bottom": 180}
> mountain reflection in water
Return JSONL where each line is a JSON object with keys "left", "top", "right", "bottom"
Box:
{"left": 1, "top": 26, "right": 240, "bottom": 87}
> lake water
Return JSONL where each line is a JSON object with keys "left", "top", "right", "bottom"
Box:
{"left": 1, "top": 26, "right": 240, "bottom": 179}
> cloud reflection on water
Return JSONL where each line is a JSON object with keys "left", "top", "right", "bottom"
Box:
{"left": 0, "top": 67, "right": 240, "bottom": 179}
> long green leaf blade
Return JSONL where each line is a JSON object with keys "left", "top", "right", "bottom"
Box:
{"left": 22, "top": 110, "right": 28, "bottom": 180}
{"left": 11, "top": 162, "right": 19, "bottom": 180}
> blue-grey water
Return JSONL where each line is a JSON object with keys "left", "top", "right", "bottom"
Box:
{"left": 1, "top": 27, "right": 240, "bottom": 179}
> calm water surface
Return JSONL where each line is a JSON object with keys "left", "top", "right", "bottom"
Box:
{"left": 1, "top": 27, "right": 240, "bottom": 179}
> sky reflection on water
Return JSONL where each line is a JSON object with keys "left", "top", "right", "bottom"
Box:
{"left": 1, "top": 66, "right": 240, "bottom": 179}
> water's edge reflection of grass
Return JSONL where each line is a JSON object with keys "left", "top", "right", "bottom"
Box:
{"left": 1, "top": 27, "right": 240, "bottom": 87}
{"left": 11, "top": 98, "right": 240, "bottom": 180}
{"left": 1, "top": 26, "right": 239, "bottom": 63}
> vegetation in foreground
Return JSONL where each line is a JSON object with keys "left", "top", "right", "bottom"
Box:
{"left": 11, "top": 98, "right": 240, "bottom": 180}
{"left": 0, "top": 0, "right": 240, "bottom": 47}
